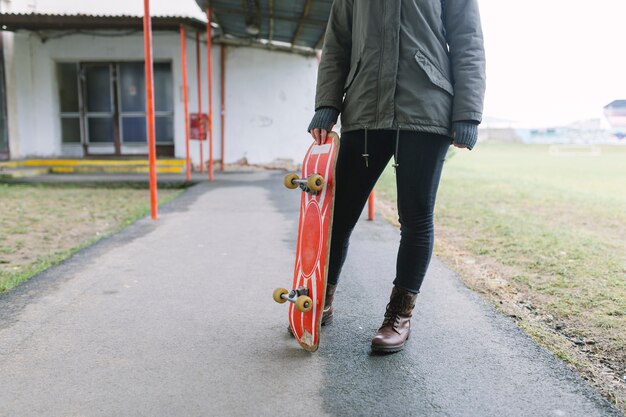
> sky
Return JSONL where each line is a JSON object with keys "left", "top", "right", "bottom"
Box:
{"left": 479, "top": 0, "right": 626, "bottom": 127}
{"left": 8, "top": 0, "right": 626, "bottom": 128}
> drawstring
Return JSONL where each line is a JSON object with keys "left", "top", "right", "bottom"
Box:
{"left": 362, "top": 127, "right": 369, "bottom": 168}
{"left": 361, "top": 126, "right": 400, "bottom": 170}
{"left": 393, "top": 127, "right": 400, "bottom": 173}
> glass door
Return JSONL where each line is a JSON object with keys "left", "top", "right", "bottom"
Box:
{"left": 80, "top": 63, "right": 119, "bottom": 155}
{"left": 118, "top": 62, "right": 174, "bottom": 145}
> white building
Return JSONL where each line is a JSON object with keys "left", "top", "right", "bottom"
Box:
{"left": 0, "top": 0, "right": 324, "bottom": 165}
{"left": 603, "top": 100, "right": 626, "bottom": 140}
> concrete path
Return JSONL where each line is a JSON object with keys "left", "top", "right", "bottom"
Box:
{"left": 0, "top": 171, "right": 622, "bottom": 417}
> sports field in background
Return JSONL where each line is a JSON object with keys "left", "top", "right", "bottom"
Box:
{"left": 377, "top": 143, "right": 626, "bottom": 409}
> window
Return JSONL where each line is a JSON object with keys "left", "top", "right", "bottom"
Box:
{"left": 118, "top": 62, "right": 174, "bottom": 143}
{"left": 56, "top": 61, "right": 174, "bottom": 154}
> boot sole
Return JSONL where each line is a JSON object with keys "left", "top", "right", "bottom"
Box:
{"left": 370, "top": 330, "right": 410, "bottom": 353}
{"left": 370, "top": 344, "right": 405, "bottom": 353}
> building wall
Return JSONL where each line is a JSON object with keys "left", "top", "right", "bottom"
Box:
{"left": 3, "top": 30, "right": 318, "bottom": 164}
{"left": 2, "top": 32, "right": 21, "bottom": 158}
{"left": 223, "top": 47, "right": 317, "bottom": 164}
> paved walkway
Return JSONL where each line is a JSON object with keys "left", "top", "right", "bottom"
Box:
{"left": 0, "top": 171, "right": 622, "bottom": 417}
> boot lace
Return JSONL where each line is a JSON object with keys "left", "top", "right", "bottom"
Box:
{"left": 381, "top": 301, "right": 403, "bottom": 330}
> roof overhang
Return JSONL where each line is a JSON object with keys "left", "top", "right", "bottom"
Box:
{"left": 0, "top": 13, "right": 206, "bottom": 32}
{"left": 195, "top": 0, "right": 331, "bottom": 55}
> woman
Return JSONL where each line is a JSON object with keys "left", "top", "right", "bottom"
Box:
{"left": 308, "top": 0, "right": 486, "bottom": 353}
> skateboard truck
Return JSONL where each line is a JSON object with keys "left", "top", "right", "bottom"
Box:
{"left": 273, "top": 286, "right": 314, "bottom": 313}
{"left": 283, "top": 173, "right": 324, "bottom": 195}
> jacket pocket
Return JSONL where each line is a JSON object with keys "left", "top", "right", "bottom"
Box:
{"left": 343, "top": 58, "right": 361, "bottom": 92}
{"left": 414, "top": 49, "right": 454, "bottom": 96}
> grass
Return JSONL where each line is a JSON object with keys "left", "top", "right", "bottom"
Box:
{"left": 376, "top": 143, "right": 626, "bottom": 411}
{"left": 0, "top": 183, "right": 183, "bottom": 293}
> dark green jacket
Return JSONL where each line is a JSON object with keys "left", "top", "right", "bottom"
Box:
{"left": 315, "top": 0, "right": 486, "bottom": 136}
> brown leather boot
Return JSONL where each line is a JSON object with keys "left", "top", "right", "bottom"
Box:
{"left": 321, "top": 283, "right": 337, "bottom": 325}
{"left": 288, "top": 283, "right": 337, "bottom": 336}
{"left": 371, "top": 286, "right": 418, "bottom": 353}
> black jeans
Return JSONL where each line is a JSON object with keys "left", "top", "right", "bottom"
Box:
{"left": 327, "top": 129, "right": 450, "bottom": 293}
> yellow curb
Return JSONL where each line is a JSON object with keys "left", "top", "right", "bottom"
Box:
{"left": 0, "top": 159, "right": 185, "bottom": 168}
{"left": 49, "top": 166, "right": 184, "bottom": 174}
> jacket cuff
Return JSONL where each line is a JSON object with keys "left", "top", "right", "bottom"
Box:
{"left": 452, "top": 111, "right": 483, "bottom": 124}
{"left": 308, "top": 107, "right": 340, "bottom": 132}
{"left": 315, "top": 98, "right": 343, "bottom": 112}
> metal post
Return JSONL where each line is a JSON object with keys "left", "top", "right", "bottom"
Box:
{"left": 143, "top": 0, "right": 158, "bottom": 220}
{"left": 207, "top": 7, "right": 215, "bottom": 181}
{"left": 368, "top": 190, "right": 375, "bottom": 221}
{"left": 180, "top": 26, "right": 191, "bottom": 181}
{"left": 196, "top": 31, "right": 204, "bottom": 173}
{"left": 220, "top": 44, "right": 225, "bottom": 172}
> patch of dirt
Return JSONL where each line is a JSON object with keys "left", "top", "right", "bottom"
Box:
{"left": 375, "top": 198, "right": 626, "bottom": 413}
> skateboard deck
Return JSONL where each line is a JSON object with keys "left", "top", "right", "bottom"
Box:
{"left": 273, "top": 132, "right": 340, "bottom": 352}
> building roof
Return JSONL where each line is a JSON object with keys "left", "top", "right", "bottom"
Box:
{"left": 196, "top": 0, "right": 332, "bottom": 53}
{"left": 0, "top": 13, "right": 206, "bottom": 32}
{"left": 1, "top": 0, "right": 207, "bottom": 21}
{"left": 0, "top": 0, "right": 207, "bottom": 31}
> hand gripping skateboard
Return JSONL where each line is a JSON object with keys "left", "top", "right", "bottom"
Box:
{"left": 273, "top": 132, "right": 340, "bottom": 352}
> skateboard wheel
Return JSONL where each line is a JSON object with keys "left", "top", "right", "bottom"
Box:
{"left": 273, "top": 288, "right": 289, "bottom": 304}
{"left": 307, "top": 174, "right": 324, "bottom": 192}
{"left": 295, "top": 295, "right": 313, "bottom": 313}
{"left": 284, "top": 173, "right": 299, "bottom": 189}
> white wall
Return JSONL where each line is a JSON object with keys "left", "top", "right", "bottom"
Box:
{"left": 2, "top": 31, "right": 21, "bottom": 158}
{"left": 223, "top": 47, "right": 318, "bottom": 164}
{"left": 3, "top": 30, "right": 319, "bottom": 164}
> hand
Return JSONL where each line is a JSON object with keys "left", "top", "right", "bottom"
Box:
{"left": 450, "top": 121, "right": 479, "bottom": 150}
{"left": 307, "top": 107, "right": 339, "bottom": 145}
{"left": 452, "top": 143, "right": 468, "bottom": 149}
{"left": 310, "top": 123, "right": 336, "bottom": 145}
{"left": 451, "top": 132, "right": 468, "bottom": 149}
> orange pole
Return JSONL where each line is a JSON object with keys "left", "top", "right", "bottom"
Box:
{"left": 196, "top": 32, "right": 204, "bottom": 174}
{"left": 207, "top": 7, "right": 215, "bottom": 181}
{"left": 368, "top": 190, "right": 375, "bottom": 221}
{"left": 220, "top": 44, "right": 225, "bottom": 172}
{"left": 199, "top": 135, "right": 204, "bottom": 173}
{"left": 143, "top": 0, "right": 158, "bottom": 220}
{"left": 180, "top": 26, "right": 191, "bottom": 181}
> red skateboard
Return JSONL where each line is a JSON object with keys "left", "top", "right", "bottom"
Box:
{"left": 273, "top": 132, "right": 340, "bottom": 352}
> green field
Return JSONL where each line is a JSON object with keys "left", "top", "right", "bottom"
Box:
{"left": 377, "top": 143, "right": 626, "bottom": 409}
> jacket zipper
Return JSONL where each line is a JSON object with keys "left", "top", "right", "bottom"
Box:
{"left": 374, "top": 0, "right": 386, "bottom": 128}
